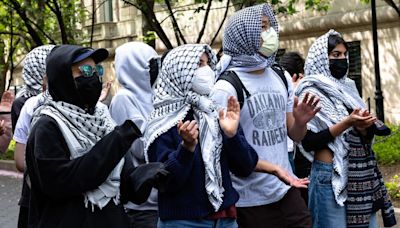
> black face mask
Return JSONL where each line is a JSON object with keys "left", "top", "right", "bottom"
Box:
{"left": 148, "top": 58, "right": 159, "bottom": 86}
{"left": 74, "top": 75, "right": 102, "bottom": 114}
{"left": 329, "top": 58, "right": 348, "bottom": 79}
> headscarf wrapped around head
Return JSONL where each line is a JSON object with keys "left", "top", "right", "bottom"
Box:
{"left": 295, "top": 29, "right": 366, "bottom": 206}
{"left": 144, "top": 44, "right": 224, "bottom": 211}
{"left": 17, "top": 45, "right": 55, "bottom": 98}
{"left": 219, "top": 3, "right": 279, "bottom": 73}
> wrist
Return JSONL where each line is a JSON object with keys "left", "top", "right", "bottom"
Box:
{"left": 181, "top": 141, "right": 196, "bottom": 152}
{"left": 223, "top": 129, "right": 237, "bottom": 138}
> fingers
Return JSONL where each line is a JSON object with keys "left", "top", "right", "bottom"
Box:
{"left": 293, "top": 96, "right": 299, "bottom": 109}
{"left": 218, "top": 109, "right": 225, "bottom": 120}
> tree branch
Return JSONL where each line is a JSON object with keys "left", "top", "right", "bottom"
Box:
{"left": 3, "top": 0, "right": 44, "bottom": 46}
{"left": 196, "top": 0, "right": 213, "bottom": 43}
{"left": 165, "top": 0, "right": 187, "bottom": 44}
{"left": 123, "top": 0, "right": 173, "bottom": 49}
{"left": 211, "top": 0, "right": 230, "bottom": 46}
{"left": 46, "top": 0, "right": 69, "bottom": 44}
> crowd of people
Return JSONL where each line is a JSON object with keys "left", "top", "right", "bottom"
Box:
{"left": 8, "top": 2, "right": 397, "bottom": 228}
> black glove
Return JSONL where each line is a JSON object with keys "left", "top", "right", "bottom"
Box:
{"left": 122, "top": 162, "right": 169, "bottom": 205}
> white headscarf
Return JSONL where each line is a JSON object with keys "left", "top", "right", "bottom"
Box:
{"left": 144, "top": 44, "right": 224, "bottom": 211}
{"left": 295, "top": 29, "right": 366, "bottom": 206}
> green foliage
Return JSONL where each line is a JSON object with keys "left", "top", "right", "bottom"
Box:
{"left": 0, "top": 139, "right": 15, "bottom": 160}
{"left": 373, "top": 125, "right": 400, "bottom": 165}
{"left": 139, "top": 31, "right": 157, "bottom": 44}
{"left": 385, "top": 175, "right": 400, "bottom": 200}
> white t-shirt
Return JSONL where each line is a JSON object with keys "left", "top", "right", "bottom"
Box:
{"left": 13, "top": 95, "right": 40, "bottom": 144}
{"left": 211, "top": 68, "right": 294, "bottom": 207}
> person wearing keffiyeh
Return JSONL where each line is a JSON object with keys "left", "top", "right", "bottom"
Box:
{"left": 25, "top": 44, "right": 167, "bottom": 228}
{"left": 211, "top": 3, "right": 319, "bottom": 227}
{"left": 295, "top": 30, "right": 397, "bottom": 227}
{"left": 143, "top": 44, "right": 258, "bottom": 227}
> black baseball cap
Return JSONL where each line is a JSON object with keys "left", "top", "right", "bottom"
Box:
{"left": 72, "top": 48, "right": 109, "bottom": 64}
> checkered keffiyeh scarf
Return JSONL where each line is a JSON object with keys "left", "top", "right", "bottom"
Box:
{"left": 17, "top": 45, "right": 55, "bottom": 98}
{"left": 31, "top": 101, "right": 121, "bottom": 211}
{"left": 144, "top": 44, "right": 225, "bottom": 211}
{"left": 295, "top": 29, "right": 366, "bottom": 206}
{"left": 219, "top": 3, "right": 279, "bottom": 73}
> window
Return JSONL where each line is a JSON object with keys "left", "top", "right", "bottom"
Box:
{"left": 347, "top": 41, "right": 362, "bottom": 97}
{"left": 103, "top": 0, "right": 113, "bottom": 22}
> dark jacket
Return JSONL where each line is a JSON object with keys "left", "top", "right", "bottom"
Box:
{"left": 25, "top": 45, "right": 143, "bottom": 228}
{"left": 148, "top": 110, "right": 258, "bottom": 220}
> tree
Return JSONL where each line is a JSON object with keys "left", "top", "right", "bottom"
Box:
{"left": 122, "top": 0, "right": 331, "bottom": 50}
{"left": 0, "top": 0, "right": 86, "bottom": 95}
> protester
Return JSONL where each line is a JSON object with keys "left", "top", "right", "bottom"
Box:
{"left": 25, "top": 45, "right": 167, "bottom": 228}
{"left": 10, "top": 45, "right": 55, "bottom": 228}
{"left": 211, "top": 4, "right": 319, "bottom": 227}
{"left": 295, "top": 29, "right": 397, "bottom": 227}
{"left": 144, "top": 44, "right": 259, "bottom": 227}
{"left": 110, "top": 42, "right": 160, "bottom": 228}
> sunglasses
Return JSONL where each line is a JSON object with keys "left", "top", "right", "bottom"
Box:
{"left": 78, "top": 64, "right": 104, "bottom": 78}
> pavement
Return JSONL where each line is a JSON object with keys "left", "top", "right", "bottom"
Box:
{"left": 0, "top": 160, "right": 399, "bottom": 227}
{"left": 0, "top": 170, "right": 22, "bottom": 228}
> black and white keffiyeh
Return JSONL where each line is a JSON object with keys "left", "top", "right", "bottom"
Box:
{"left": 295, "top": 29, "right": 366, "bottom": 206}
{"left": 31, "top": 101, "right": 120, "bottom": 210}
{"left": 143, "top": 44, "right": 225, "bottom": 211}
{"left": 219, "top": 3, "right": 279, "bottom": 73}
{"left": 17, "top": 45, "right": 55, "bottom": 98}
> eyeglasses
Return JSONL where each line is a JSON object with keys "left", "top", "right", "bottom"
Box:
{"left": 78, "top": 64, "right": 104, "bottom": 78}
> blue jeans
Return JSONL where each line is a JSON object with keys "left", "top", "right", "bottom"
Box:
{"left": 157, "top": 218, "right": 238, "bottom": 228}
{"left": 308, "top": 160, "right": 346, "bottom": 228}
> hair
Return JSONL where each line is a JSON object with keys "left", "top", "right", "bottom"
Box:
{"left": 328, "top": 34, "right": 348, "bottom": 54}
{"left": 279, "top": 52, "right": 305, "bottom": 76}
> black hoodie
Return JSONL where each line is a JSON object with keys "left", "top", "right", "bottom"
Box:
{"left": 25, "top": 45, "right": 144, "bottom": 228}
{"left": 46, "top": 45, "right": 97, "bottom": 111}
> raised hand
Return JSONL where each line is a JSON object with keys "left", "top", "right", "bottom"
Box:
{"left": 346, "top": 109, "right": 376, "bottom": 130}
{"left": 219, "top": 96, "right": 240, "bottom": 138}
{"left": 293, "top": 92, "right": 321, "bottom": 126}
{"left": 177, "top": 120, "right": 198, "bottom": 152}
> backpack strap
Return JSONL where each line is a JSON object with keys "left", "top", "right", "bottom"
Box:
{"left": 271, "top": 63, "right": 289, "bottom": 97}
{"left": 217, "top": 71, "right": 250, "bottom": 109}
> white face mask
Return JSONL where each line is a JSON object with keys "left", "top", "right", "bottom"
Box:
{"left": 260, "top": 28, "right": 279, "bottom": 57}
{"left": 191, "top": 65, "right": 215, "bottom": 95}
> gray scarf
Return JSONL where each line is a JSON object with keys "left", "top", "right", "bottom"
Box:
{"left": 295, "top": 29, "right": 366, "bottom": 206}
{"left": 144, "top": 44, "right": 224, "bottom": 211}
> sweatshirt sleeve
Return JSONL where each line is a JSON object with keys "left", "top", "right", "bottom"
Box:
{"left": 224, "top": 126, "right": 258, "bottom": 177}
{"left": 301, "top": 129, "right": 334, "bottom": 152}
{"left": 27, "top": 116, "right": 141, "bottom": 200}
{"left": 147, "top": 127, "right": 195, "bottom": 193}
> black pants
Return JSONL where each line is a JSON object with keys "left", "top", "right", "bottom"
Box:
{"left": 237, "top": 188, "right": 311, "bottom": 228}
{"left": 125, "top": 209, "right": 158, "bottom": 228}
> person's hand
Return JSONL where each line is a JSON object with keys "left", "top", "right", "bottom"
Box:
{"left": 345, "top": 109, "right": 376, "bottom": 130}
{"left": 177, "top": 120, "right": 198, "bottom": 152}
{"left": 0, "top": 91, "right": 13, "bottom": 112}
{"left": 98, "top": 81, "right": 112, "bottom": 102}
{"left": 219, "top": 96, "right": 240, "bottom": 138}
{"left": 0, "top": 120, "right": 5, "bottom": 135}
{"left": 291, "top": 73, "right": 303, "bottom": 89}
{"left": 274, "top": 165, "right": 309, "bottom": 188}
{"left": 293, "top": 92, "right": 321, "bottom": 127}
